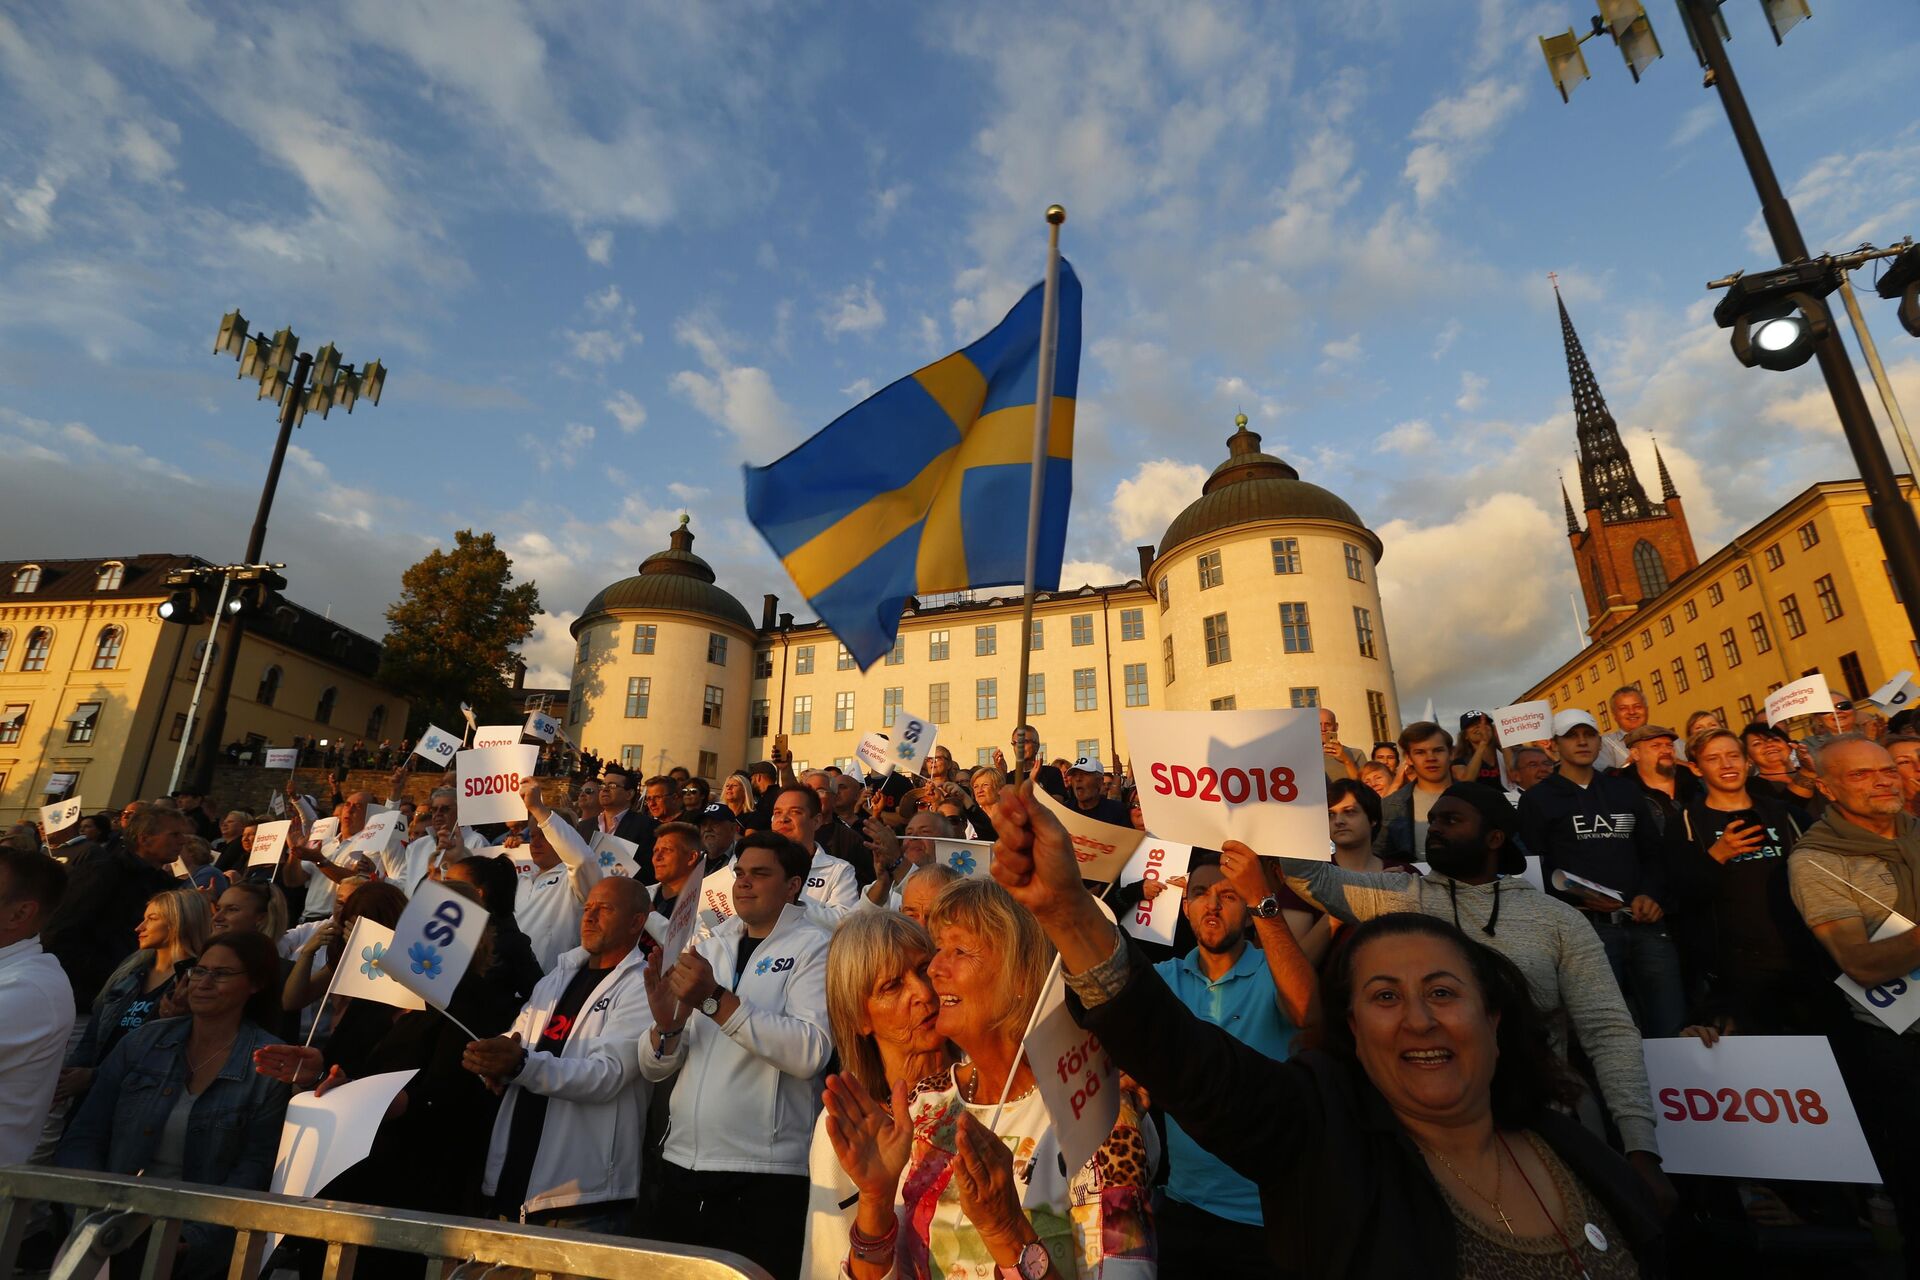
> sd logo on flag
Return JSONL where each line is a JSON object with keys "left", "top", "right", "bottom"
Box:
{"left": 382, "top": 879, "right": 487, "bottom": 1013}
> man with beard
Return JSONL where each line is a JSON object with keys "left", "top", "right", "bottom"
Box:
{"left": 1619, "top": 724, "right": 1697, "bottom": 837}
{"left": 1149, "top": 859, "right": 1310, "bottom": 1277}
{"left": 1269, "top": 782, "right": 1672, "bottom": 1212}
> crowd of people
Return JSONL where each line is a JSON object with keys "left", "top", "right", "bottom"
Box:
{"left": 2, "top": 690, "right": 1917, "bottom": 1277}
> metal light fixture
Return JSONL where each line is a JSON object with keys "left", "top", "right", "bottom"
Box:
{"left": 1757, "top": 0, "right": 1811, "bottom": 44}
{"left": 1540, "top": 25, "right": 1595, "bottom": 102}
{"left": 214, "top": 310, "right": 250, "bottom": 359}
{"left": 357, "top": 359, "right": 386, "bottom": 407}
{"left": 1877, "top": 244, "right": 1920, "bottom": 339}
{"left": 1597, "top": 0, "right": 1662, "bottom": 81}
{"left": 1714, "top": 261, "right": 1837, "bottom": 372}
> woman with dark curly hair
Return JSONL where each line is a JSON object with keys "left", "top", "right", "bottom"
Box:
{"left": 989, "top": 782, "right": 1667, "bottom": 1279}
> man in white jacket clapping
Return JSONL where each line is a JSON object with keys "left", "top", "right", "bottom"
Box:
{"left": 512, "top": 779, "right": 606, "bottom": 971}
{"left": 639, "top": 831, "right": 831, "bottom": 1280}
{"left": 463, "top": 875, "right": 654, "bottom": 1233}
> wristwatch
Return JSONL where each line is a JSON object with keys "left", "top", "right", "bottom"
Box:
{"left": 699, "top": 987, "right": 727, "bottom": 1018}
{"left": 1250, "top": 894, "right": 1283, "bottom": 919}
{"left": 1001, "top": 1240, "right": 1049, "bottom": 1280}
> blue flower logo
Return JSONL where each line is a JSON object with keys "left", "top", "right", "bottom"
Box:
{"left": 754, "top": 956, "right": 772, "bottom": 976}
{"left": 946, "top": 849, "right": 977, "bottom": 876}
{"left": 895, "top": 743, "right": 916, "bottom": 762}
{"left": 359, "top": 941, "right": 387, "bottom": 980}
{"left": 598, "top": 849, "right": 617, "bottom": 867}
{"left": 407, "top": 940, "right": 443, "bottom": 980}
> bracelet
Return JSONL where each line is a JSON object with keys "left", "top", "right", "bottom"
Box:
{"left": 847, "top": 1214, "right": 899, "bottom": 1260}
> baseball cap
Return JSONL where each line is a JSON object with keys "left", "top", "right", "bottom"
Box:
{"left": 1622, "top": 724, "right": 1678, "bottom": 747}
{"left": 1069, "top": 754, "right": 1104, "bottom": 775}
{"left": 1440, "top": 782, "right": 1526, "bottom": 876}
{"left": 1459, "top": 710, "right": 1491, "bottom": 730}
{"left": 1550, "top": 709, "right": 1599, "bottom": 737}
{"left": 698, "top": 803, "right": 740, "bottom": 826}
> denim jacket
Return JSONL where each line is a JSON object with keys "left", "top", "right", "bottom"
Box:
{"left": 69, "top": 949, "right": 189, "bottom": 1070}
{"left": 56, "top": 1017, "right": 291, "bottom": 1276}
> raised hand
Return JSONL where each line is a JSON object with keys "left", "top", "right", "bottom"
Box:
{"left": 519, "top": 778, "right": 550, "bottom": 823}
{"left": 639, "top": 943, "right": 684, "bottom": 1030}
{"left": 988, "top": 782, "right": 1093, "bottom": 927}
{"left": 822, "top": 1073, "right": 913, "bottom": 1203}
{"left": 951, "top": 1110, "right": 1028, "bottom": 1247}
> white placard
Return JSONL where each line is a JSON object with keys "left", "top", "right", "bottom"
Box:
{"left": 1023, "top": 967, "right": 1120, "bottom": 1177}
{"left": 330, "top": 918, "right": 426, "bottom": 1011}
{"left": 1491, "top": 701, "right": 1552, "bottom": 747}
{"left": 249, "top": 820, "right": 292, "bottom": 869}
{"left": 337, "top": 811, "right": 405, "bottom": 866}
{"left": 1031, "top": 785, "right": 1145, "bottom": 885}
{"left": 39, "top": 796, "right": 83, "bottom": 834}
{"left": 1834, "top": 910, "right": 1920, "bottom": 1033}
{"left": 890, "top": 713, "right": 938, "bottom": 774}
{"left": 1550, "top": 867, "right": 1625, "bottom": 906}
{"left": 1642, "top": 1036, "right": 1880, "bottom": 1182}
{"left": 267, "top": 1069, "right": 419, "bottom": 1266}
{"left": 1124, "top": 708, "right": 1328, "bottom": 858}
{"left": 589, "top": 830, "right": 641, "bottom": 877}
{"left": 1765, "top": 674, "right": 1834, "bottom": 726}
{"left": 524, "top": 709, "right": 560, "bottom": 743}
{"left": 413, "top": 723, "right": 461, "bottom": 767}
{"left": 1868, "top": 670, "right": 1919, "bottom": 712}
{"left": 698, "top": 876, "right": 738, "bottom": 933}
{"left": 265, "top": 748, "right": 300, "bottom": 770}
{"left": 855, "top": 732, "right": 895, "bottom": 778}
{"left": 930, "top": 838, "right": 994, "bottom": 879}
{"left": 472, "top": 725, "right": 522, "bottom": 749}
{"left": 661, "top": 862, "right": 709, "bottom": 963}
{"left": 1118, "top": 839, "right": 1194, "bottom": 945}
{"left": 455, "top": 744, "right": 539, "bottom": 825}
{"left": 307, "top": 816, "right": 341, "bottom": 848}
{"left": 382, "top": 878, "right": 488, "bottom": 1009}
{"left": 269, "top": 791, "right": 286, "bottom": 817}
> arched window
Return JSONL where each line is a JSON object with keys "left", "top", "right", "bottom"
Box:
{"left": 257, "top": 665, "right": 282, "bottom": 707}
{"left": 366, "top": 704, "right": 387, "bottom": 737}
{"left": 91, "top": 626, "right": 124, "bottom": 670}
{"left": 315, "top": 686, "right": 337, "bottom": 725}
{"left": 12, "top": 565, "right": 41, "bottom": 594}
{"left": 22, "top": 627, "right": 52, "bottom": 671}
{"left": 1632, "top": 540, "right": 1669, "bottom": 599}
{"left": 96, "top": 561, "right": 124, "bottom": 590}
{"left": 0, "top": 629, "right": 11, "bottom": 668}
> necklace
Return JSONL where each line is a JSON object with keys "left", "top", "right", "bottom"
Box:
{"left": 1499, "top": 1132, "right": 1594, "bottom": 1280}
{"left": 958, "top": 1061, "right": 1034, "bottom": 1106}
{"left": 1422, "top": 1138, "right": 1514, "bottom": 1234}
{"left": 188, "top": 1033, "right": 237, "bottom": 1078}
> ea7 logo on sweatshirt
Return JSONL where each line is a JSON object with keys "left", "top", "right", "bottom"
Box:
{"left": 1572, "top": 813, "right": 1636, "bottom": 839}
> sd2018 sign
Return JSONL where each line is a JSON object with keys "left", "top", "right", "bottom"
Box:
{"left": 1125, "top": 708, "right": 1328, "bottom": 857}
{"left": 455, "top": 745, "right": 539, "bottom": 825}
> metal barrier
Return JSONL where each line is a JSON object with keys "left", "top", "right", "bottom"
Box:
{"left": 0, "top": 1166, "right": 770, "bottom": 1280}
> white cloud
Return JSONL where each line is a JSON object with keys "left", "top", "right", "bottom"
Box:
{"left": 284, "top": 445, "right": 378, "bottom": 530}
{"left": 1321, "top": 333, "right": 1362, "bottom": 363}
{"left": 0, "top": 405, "right": 193, "bottom": 482}
{"left": 114, "top": 117, "right": 177, "bottom": 182}
{"left": 669, "top": 313, "right": 800, "bottom": 458}
{"left": 2, "top": 176, "right": 57, "bottom": 238}
{"left": 1403, "top": 78, "right": 1524, "bottom": 206}
{"left": 582, "top": 230, "right": 613, "bottom": 264}
{"left": 517, "top": 609, "right": 581, "bottom": 688}
{"left": 840, "top": 377, "right": 875, "bottom": 401}
{"left": 586, "top": 285, "right": 626, "bottom": 317}
{"left": 604, "top": 390, "right": 647, "bottom": 432}
{"left": 821, "top": 279, "right": 886, "bottom": 338}
{"left": 668, "top": 482, "right": 709, "bottom": 503}
{"left": 521, "top": 422, "right": 596, "bottom": 472}
{"left": 1455, "top": 371, "right": 1487, "bottom": 412}
{"left": 1374, "top": 419, "right": 1435, "bottom": 453}
{"left": 1060, "top": 557, "right": 1131, "bottom": 587}
{"left": 1432, "top": 318, "right": 1463, "bottom": 359}
{"left": 1110, "top": 459, "right": 1209, "bottom": 543}
{"left": 565, "top": 328, "right": 633, "bottom": 364}
{"left": 870, "top": 182, "right": 909, "bottom": 232}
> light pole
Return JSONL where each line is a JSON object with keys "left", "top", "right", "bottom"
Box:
{"left": 1539, "top": 1, "right": 1920, "bottom": 640}
{"left": 184, "top": 313, "right": 386, "bottom": 790}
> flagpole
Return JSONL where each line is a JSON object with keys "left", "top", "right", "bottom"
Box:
{"left": 1015, "top": 205, "right": 1066, "bottom": 751}
{"left": 988, "top": 952, "right": 1063, "bottom": 1132}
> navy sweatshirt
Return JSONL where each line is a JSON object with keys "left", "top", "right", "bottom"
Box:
{"left": 1518, "top": 771, "right": 1669, "bottom": 911}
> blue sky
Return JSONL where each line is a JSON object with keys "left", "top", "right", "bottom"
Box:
{"left": 2, "top": 0, "right": 1917, "bottom": 716}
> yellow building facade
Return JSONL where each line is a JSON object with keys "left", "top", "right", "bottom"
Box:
{"left": 0, "top": 554, "right": 408, "bottom": 820}
{"left": 1522, "top": 479, "right": 1920, "bottom": 729}
{"left": 569, "top": 419, "right": 1404, "bottom": 777}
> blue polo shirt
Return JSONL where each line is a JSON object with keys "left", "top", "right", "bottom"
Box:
{"left": 1153, "top": 943, "right": 1298, "bottom": 1225}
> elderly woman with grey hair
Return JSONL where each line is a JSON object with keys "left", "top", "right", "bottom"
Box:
{"left": 800, "top": 911, "right": 955, "bottom": 1279}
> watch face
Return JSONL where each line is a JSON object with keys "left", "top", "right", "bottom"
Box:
{"left": 1018, "top": 1241, "right": 1049, "bottom": 1280}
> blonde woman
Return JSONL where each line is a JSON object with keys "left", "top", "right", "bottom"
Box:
{"left": 802, "top": 913, "right": 955, "bottom": 1279}
{"left": 824, "top": 879, "right": 1156, "bottom": 1278}
{"left": 58, "top": 887, "right": 211, "bottom": 1101}
{"left": 720, "top": 771, "right": 755, "bottom": 818}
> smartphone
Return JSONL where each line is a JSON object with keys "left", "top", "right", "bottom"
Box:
{"left": 774, "top": 732, "right": 789, "bottom": 758}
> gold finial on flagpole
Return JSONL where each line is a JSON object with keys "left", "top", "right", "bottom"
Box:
{"left": 1046, "top": 204, "right": 1066, "bottom": 226}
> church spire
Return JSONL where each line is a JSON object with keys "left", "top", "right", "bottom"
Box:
{"left": 1653, "top": 436, "right": 1679, "bottom": 501}
{"left": 1560, "top": 475, "right": 1581, "bottom": 536}
{"left": 1557, "top": 281, "right": 1656, "bottom": 522}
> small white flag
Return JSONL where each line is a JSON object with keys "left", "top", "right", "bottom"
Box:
{"left": 265, "top": 747, "right": 300, "bottom": 770}
{"left": 524, "top": 709, "right": 560, "bottom": 743}
{"left": 39, "top": 795, "right": 83, "bottom": 834}
{"left": 413, "top": 724, "right": 461, "bottom": 768}
{"left": 930, "top": 838, "right": 993, "bottom": 880}
{"left": 472, "top": 725, "right": 522, "bottom": 749}
{"left": 890, "top": 713, "right": 938, "bottom": 773}
{"left": 331, "top": 918, "right": 426, "bottom": 1011}
{"left": 459, "top": 702, "right": 478, "bottom": 729}
{"left": 589, "top": 831, "right": 641, "bottom": 877}
{"left": 1022, "top": 964, "right": 1120, "bottom": 1175}
{"left": 249, "top": 820, "right": 292, "bottom": 869}
{"left": 269, "top": 791, "right": 287, "bottom": 817}
{"left": 381, "top": 879, "right": 487, "bottom": 1010}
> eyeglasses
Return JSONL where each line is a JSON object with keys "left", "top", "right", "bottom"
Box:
{"left": 430, "top": 804, "right": 456, "bottom": 815}
{"left": 188, "top": 966, "right": 247, "bottom": 983}
{"left": 680, "top": 786, "right": 702, "bottom": 795}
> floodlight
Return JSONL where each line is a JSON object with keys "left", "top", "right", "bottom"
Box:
{"left": 159, "top": 583, "right": 205, "bottom": 624}
{"left": 1758, "top": 0, "right": 1810, "bottom": 44}
{"left": 358, "top": 359, "right": 386, "bottom": 407}
{"left": 1540, "top": 28, "right": 1592, "bottom": 103}
{"left": 265, "top": 327, "right": 299, "bottom": 378}
{"left": 1597, "top": 0, "right": 1664, "bottom": 81}
{"left": 1876, "top": 245, "right": 1920, "bottom": 339}
{"left": 238, "top": 334, "right": 267, "bottom": 381}
{"left": 215, "top": 310, "right": 249, "bottom": 359}
{"left": 1714, "top": 261, "right": 1837, "bottom": 372}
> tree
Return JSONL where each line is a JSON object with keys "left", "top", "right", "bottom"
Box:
{"left": 380, "top": 529, "right": 541, "bottom": 733}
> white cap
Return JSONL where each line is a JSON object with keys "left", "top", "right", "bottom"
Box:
{"left": 1551, "top": 709, "right": 1599, "bottom": 737}
{"left": 1069, "top": 753, "right": 1104, "bottom": 775}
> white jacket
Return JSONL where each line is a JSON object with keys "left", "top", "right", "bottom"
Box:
{"left": 740, "top": 844, "right": 862, "bottom": 932}
{"left": 514, "top": 813, "right": 606, "bottom": 971}
{"left": 480, "top": 944, "right": 655, "bottom": 1218}
{"left": 0, "top": 936, "right": 75, "bottom": 1166}
{"left": 640, "top": 903, "right": 832, "bottom": 1176}
{"left": 394, "top": 827, "right": 489, "bottom": 894}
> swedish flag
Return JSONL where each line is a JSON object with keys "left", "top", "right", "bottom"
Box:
{"left": 745, "top": 262, "right": 1082, "bottom": 668}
